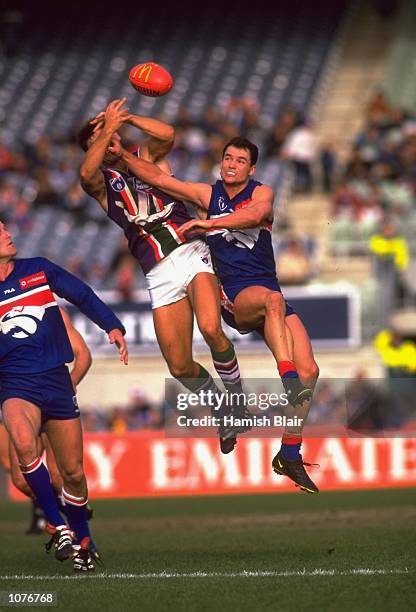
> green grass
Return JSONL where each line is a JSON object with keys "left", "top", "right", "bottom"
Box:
{"left": 0, "top": 489, "right": 415, "bottom": 611}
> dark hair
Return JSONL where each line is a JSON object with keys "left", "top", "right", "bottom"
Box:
{"left": 77, "top": 119, "right": 96, "bottom": 151}
{"left": 222, "top": 137, "right": 259, "bottom": 166}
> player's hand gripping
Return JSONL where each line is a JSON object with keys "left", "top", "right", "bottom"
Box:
{"left": 108, "top": 329, "right": 129, "bottom": 365}
{"left": 178, "top": 219, "right": 214, "bottom": 236}
{"left": 103, "top": 99, "right": 130, "bottom": 134}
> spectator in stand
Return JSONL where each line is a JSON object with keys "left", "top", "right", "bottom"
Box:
{"left": 264, "top": 107, "right": 300, "bottom": 159}
{"left": 369, "top": 218, "right": 409, "bottom": 325}
{"left": 126, "top": 388, "right": 160, "bottom": 430}
{"left": 276, "top": 237, "right": 313, "bottom": 285}
{"left": 282, "top": 119, "right": 318, "bottom": 192}
{"left": 115, "top": 253, "right": 136, "bottom": 302}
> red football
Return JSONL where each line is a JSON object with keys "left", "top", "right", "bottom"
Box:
{"left": 129, "top": 62, "right": 173, "bottom": 97}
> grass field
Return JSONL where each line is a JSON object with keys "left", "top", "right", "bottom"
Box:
{"left": 0, "top": 488, "right": 415, "bottom": 611}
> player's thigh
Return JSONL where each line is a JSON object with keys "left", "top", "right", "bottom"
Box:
{"left": 0, "top": 422, "right": 10, "bottom": 471}
{"left": 187, "top": 272, "right": 223, "bottom": 333}
{"left": 44, "top": 418, "right": 84, "bottom": 478}
{"left": 152, "top": 297, "right": 194, "bottom": 369}
{"left": 233, "top": 286, "right": 277, "bottom": 328}
{"left": 1, "top": 399, "right": 41, "bottom": 457}
{"left": 286, "top": 314, "right": 319, "bottom": 385}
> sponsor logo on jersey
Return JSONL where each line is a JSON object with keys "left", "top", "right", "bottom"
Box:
{"left": 132, "top": 177, "right": 151, "bottom": 191}
{"left": 109, "top": 176, "right": 126, "bottom": 192}
{"left": 0, "top": 305, "right": 46, "bottom": 339}
{"left": 19, "top": 272, "right": 46, "bottom": 290}
{"left": 4, "top": 288, "right": 15, "bottom": 295}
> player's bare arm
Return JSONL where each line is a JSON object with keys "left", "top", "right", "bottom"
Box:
{"left": 111, "top": 143, "right": 211, "bottom": 211}
{"left": 79, "top": 98, "right": 130, "bottom": 210}
{"left": 59, "top": 307, "right": 92, "bottom": 388}
{"left": 179, "top": 185, "right": 274, "bottom": 235}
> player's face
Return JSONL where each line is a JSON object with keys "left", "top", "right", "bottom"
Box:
{"left": 220, "top": 146, "right": 255, "bottom": 186}
{"left": 0, "top": 223, "right": 17, "bottom": 259}
{"left": 87, "top": 128, "right": 121, "bottom": 165}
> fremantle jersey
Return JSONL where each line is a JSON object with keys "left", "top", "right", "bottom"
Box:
{"left": 102, "top": 152, "right": 194, "bottom": 274}
{"left": 206, "top": 179, "right": 276, "bottom": 286}
{"left": 0, "top": 258, "right": 125, "bottom": 375}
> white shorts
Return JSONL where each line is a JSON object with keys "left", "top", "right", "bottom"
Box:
{"left": 145, "top": 240, "right": 215, "bottom": 309}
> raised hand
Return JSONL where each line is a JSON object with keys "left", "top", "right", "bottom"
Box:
{"left": 103, "top": 99, "right": 130, "bottom": 133}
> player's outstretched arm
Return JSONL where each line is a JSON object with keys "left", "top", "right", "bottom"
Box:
{"left": 179, "top": 185, "right": 274, "bottom": 235}
{"left": 111, "top": 142, "right": 211, "bottom": 211}
{"left": 79, "top": 99, "right": 130, "bottom": 209}
{"left": 126, "top": 114, "right": 175, "bottom": 163}
{"left": 60, "top": 307, "right": 92, "bottom": 387}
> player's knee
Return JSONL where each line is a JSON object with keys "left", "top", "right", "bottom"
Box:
{"left": 199, "top": 321, "right": 224, "bottom": 347}
{"left": 298, "top": 361, "right": 320, "bottom": 383}
{"left": 168, "top": 362, "right": 195, "bottom": 380}
{"left": 264, "top": 291, "right": 284, "bottom": 316}
{"left": 15, "top": 445, "right": 38, "bottom": 467}
{"left": 60, "top": 464, "right": 84, "bottom": 488}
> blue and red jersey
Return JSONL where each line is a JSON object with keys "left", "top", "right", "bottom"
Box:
{"left": 102, "top": 152, "right": 194, "bottom": 274}
{"left": 206, "top": 179, "right": 276, "bottom": 287}
{"left": 0, "top": 257, "right": 125, "bottom": 375}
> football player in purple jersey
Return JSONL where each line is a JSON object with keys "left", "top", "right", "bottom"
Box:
{"left": 78, "top": 100, "right": 251, "bottom": 453}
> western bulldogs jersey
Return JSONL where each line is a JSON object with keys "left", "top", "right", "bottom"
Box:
{"left": 0, "top": 258, "right": 124, "bottom": 375}
{"left": 103, "top": 151, "right": 193, "bottom": 274}
{"left": 206, "top": 179, "right": 276, "bottom": 285}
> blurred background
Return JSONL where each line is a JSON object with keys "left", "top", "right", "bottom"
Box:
{"left": 0, "top": 0, "right": 415, "bottom": 496}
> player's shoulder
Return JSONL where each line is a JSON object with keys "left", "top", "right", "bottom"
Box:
{"left": 14, "top": 256, "right": 51, "bottom": 268}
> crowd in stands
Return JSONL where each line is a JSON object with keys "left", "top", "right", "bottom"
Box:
{"left": 331, "top": 90, "right": 416, "bottom": 252}
{"left": 0, "top": 96, "right": 327, "bottom": 289}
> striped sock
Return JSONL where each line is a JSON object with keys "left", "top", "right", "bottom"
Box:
{"left": 62, "top": 488, "right": 91, "bottom": 545}
{"left": 179, "top": 365, "right": 224, "bottom": 416}
{"left": 21, "top": 457, "right": 66, "bottom": 527}
{"left": 211, "top": 343, "right": 243, "bottom": 394}
{"left": 280, "top": 434, "right": 302, "bottom": 460}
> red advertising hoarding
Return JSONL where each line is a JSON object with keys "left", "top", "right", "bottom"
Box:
{"left": 9, "top": 432, "right": 416, "bottom": 499}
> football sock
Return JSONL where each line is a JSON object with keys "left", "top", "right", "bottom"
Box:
{"left": 278, "top": 360, "right": 299, "bottom": 379}
{"left": 179, "top": 365, "right": 224, "bottom": 416}
{"left": 21, "top": 458, "right": 66, "bottom": 528}
{"left": 280, "top": 434, "right": 302, "bottom": 460}
{"left": 62, "top": 488, "right": 91, "bottom": 545}
{"left": 211, "top": 342, "right": 244, "bottom": 395}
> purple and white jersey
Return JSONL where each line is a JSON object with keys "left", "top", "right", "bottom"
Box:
{"left": 102, "top": 152, "right": 194, "bottom": 274}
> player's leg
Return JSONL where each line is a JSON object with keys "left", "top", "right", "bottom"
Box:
{"left": 188, "top": 272, "right": 245, "bottom": 395}
{"left": 1, "top": 399, "right": 70, "bottom": 537}
{"left": 234, "top": 286, "right": 312, "bottom": 405}
{"left": 153, "top": 297, "right": 220, "bottom": 397}
{"left": 41, "top": 433, "right": 63, "bottom": 495}
{"left": 272, "top": 315, "right": 320, "bottom": 493}
{"left": 8, "top": 437, "right": 48, "bottom": 534}
{"left": 0, "top": 422, "right": 10, "bottom": 473}
{"left": 187, "top": 272, "right": 252, "bottom": 452}
{"left": 44, "top": 418, "right": 94, "bottom": 571}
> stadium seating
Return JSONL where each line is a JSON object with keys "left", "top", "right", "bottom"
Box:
{"left": 0, "top": 2, "right": 347, "bottom": 287}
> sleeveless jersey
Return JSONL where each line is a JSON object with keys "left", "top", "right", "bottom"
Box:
{"left": 0, "top": 257, "right": 124, "bottom": 375}
{"left": 103, "top": 152, "right": 193, "bottom": 274}
{"left": 206, "top": 179, "right": 276, "bottom": 285}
